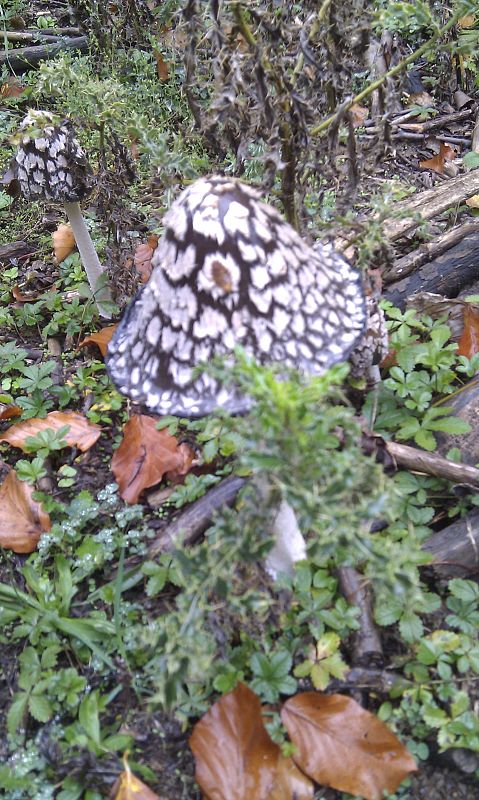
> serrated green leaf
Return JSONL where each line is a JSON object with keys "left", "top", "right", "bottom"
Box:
{"left": 7, "top": 692, "right": 29, "bottom": 736}
{"left": 28, "top": 693, "right": 53, "bottom": 723}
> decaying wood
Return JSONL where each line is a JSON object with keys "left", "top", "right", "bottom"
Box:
{"left": 384, "top": 221, "right": 479, "bottom": 284}
{"left": 395, "top": 107, "right": 474, "bottom": 133}
{"left": 382, "top": 171, "right": 479, "bottom": 241}
{"left": 0, "top": 241, "right": 36, "bottom": 263}
{"left": 2, "top": 28, "right": 81, "bottom": 42}
{"left": 337, "top": 566, "right": 383, "bottom": 665}
{"left": 147, "top": 475, "right": 246, "bottom": 557}
{"left": 434, "top": 379, "right": 479, "bottom": 466}
{"left": 0, "top": 36, "right": 88, "bottom": 72}
{"left": 384, "top": 232, "right": 479, "bottom": 309}
{"left": 424, "top": 512, "right": 479, "bottom": 577}
{"left": 386, "top": 440, "right": 479, "bottom": 486}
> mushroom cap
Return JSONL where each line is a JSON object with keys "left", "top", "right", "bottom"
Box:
{"left": 106, "top": 176, "right": 366, "bottom": 417}
{"left": 13, "top": 110, "right": 93, "bottom": 203}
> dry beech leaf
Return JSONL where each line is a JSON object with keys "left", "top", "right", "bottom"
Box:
{"left": 0, "top": 403, "right": 21, "bottom": 420}
{"left": 53, "top": 223, "right": 76, "bottom": 263}
{"left": 111, "top": 415, "right": 193, "bottom": 504}
{"left": 419, "top": 142, "right": 456, "bottom": 174}
{"left": 466, "top": 194, "right": 479, "bottom": 209}
{"left": 349, "top": 103, "right": 369, "bottom": 127}
{"left": 111, "top": 765, "right": 162, "bottom": 800}
{"left": 12, "top": 284, "right": 50, "bottom": 303}
{"left": 190, "top": 683, "right": 313, "bottom": 800}
{"left": 153, "top": 49, "right": 169, "bottom": 81}
{"left": 281, "top": 693, "right": 417, "bottom": 800}
{"left": 0, "top": 411, "right": 101, "bottom": 453}
{"left": 0, "top": 77, "right": 25, "bottom": 98}
{"left": 457, "top": 305, "right": 479, "bottom": 358}
{"left": 134, "top": 240, "right": 158, "bottom": 284}
{"left": 0, "top": 469, "right": 51, "bottom": 553}
{"left": 79, "top": 324, "right": 118, "bottom": 357}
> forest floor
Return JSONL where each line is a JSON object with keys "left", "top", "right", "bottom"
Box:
{"left": 2, "top": 1, "right": 479, "bottom": 799}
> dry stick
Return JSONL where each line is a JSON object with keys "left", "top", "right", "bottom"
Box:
{"left": 310, "top": 9, "right": 465, "bottom": 138}
{"left": 382, "top": 169, "right": 479, "bottom": 241}
{"left": 386, "top": 441, "right": 479, "bottom": 487}
{"left": 396, "top": 108, "right": 474, "bottom": 133}
{"left": 384, "top": 221, "right": 479, "bottom": 284}
{"left": 337, "top": 566, "right": 383, "bottom": 666}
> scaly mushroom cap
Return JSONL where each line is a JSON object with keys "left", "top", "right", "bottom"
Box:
{"left": 13, "top": 109, "right": 92, "bottom": 203}
{"left": 106, "top": 176, "right": 367, "bottom": 417}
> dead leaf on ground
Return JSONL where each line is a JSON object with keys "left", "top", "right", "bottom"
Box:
{"left": 419, "top": 142, "right": 456, "bottom": 174}
{"left": 349, "top": 103, "right": 368, "bottom": 127}
{"left": 12, "top": 284, "right": 52, "bottom": 303}
{"left": 0, "top": 403, "right": 21, "bottom": 420}
{"left": 111, "top": 415, "right": 194, "bottom": 504}
{"left": 0, "top": 77, "right": 25, "bottom": 98}
{"left": 111, "top": 761, "right": 162, "bottom": 800}
{"left": 134, "top": 238, "right": 158, "bottom": 284}
{"left": 466, "top": 195, "right": 479, "bottom": 209}
{"left": 457, "top": 304, "right": 479, "bottom": 358}
{"left": 0, "top": 411, "right": 101, "bottom": 453}
{"left": 153, "top": 49, "right": 169, "bottom": 81}
{"left": 190, "top": 683, "right": 313, "bottom": 800}
{"left": 281, "top": 692, "right": 417, "bottom": 800}
{"left": 79, "top": 325, "right": 118, "bottom": 357}
{"left": 53, "top": 223, "right": 76, "bottom": 263}
{"left": 0, "top": 469, "right": 51, "bottom": 553}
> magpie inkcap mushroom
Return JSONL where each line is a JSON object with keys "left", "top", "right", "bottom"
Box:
{"left": 106, "top": 176, "right": 367, "bottom": 416}
{"left": 10, "top": 109, "right": 112, "bottom": 318}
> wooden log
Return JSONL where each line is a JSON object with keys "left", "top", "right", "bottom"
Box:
{"left": 423, "top": 512, "right": 479, "bottom": 577}
{"left": 383, "top": 171, "right": 479, "bottom": 241}
{"left": 433, "top": 379, "right": 479, "bottom": 466}
{"left": 383, "top": 232, "right": 479, "bottom": 309}
{"left": 1, "top": 36, "right": 88, "bottom": 72}
{"left": 384, "top": 222, "right": 479, "bottom": 284}
{"left": 0, "top": 241, "right": 36, "bottom": 263}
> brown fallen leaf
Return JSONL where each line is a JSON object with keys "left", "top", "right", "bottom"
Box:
{"left": 134, "top": 239, "right": 158, "bottom": 284}
{"left": 0, "top": 469, "right": 51, "bottom": 553}
{"left": 457, "top": 304, "right": 479, "bottom": 358}
{"left": 53, "top": 223, "right": 76, "bottom": 263}
{"left": 281, "top": 693, "right": 417, "bottom": 800}
{"left": 190, "top": 683, "right": 313, "bottom": 800}
{"left": 419, "top": 142, "right": 456, "bottom": 174}
{"left": 79, "top": 324, "right": 118, "bottom": 357}
{"left": 153, "top": 49, "right": 169, "bottom": 81}
{"left": 111, "top": 758, "right": 162, "bottom": 800}
{"left": 349, "top": 103, "right": 369, "bottom": 128}
{"left": 0, "top": 411, "right": 101, "bottom": 453}
{"left": 0, "top": 77, "right": 25, "bottom": 98}
{"left": 111, "top": 415, "right": 193, "bottom": 504}
{"left": 0, "top": 403, "right": 21, "bottom": 420}
{"left": 466, "top": 194, "right": 479, "bottom": 209}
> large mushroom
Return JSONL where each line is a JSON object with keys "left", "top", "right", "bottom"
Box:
{"left": 8, "top": 109, "right": 112, "bottom": 319}
{"left": 106, "top": 176, "right": 366, "bottom": 416}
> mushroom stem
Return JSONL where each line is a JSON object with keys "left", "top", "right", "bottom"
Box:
{"left": 64, "top": 201, "right": 112, "bottom": 319}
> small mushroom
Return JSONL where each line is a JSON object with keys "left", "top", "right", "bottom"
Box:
{"left": 8, "top": 109, "right": 112, "bottom": 319}
{"left": 106, "top": 176, "right": 367, "bottom": 416}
